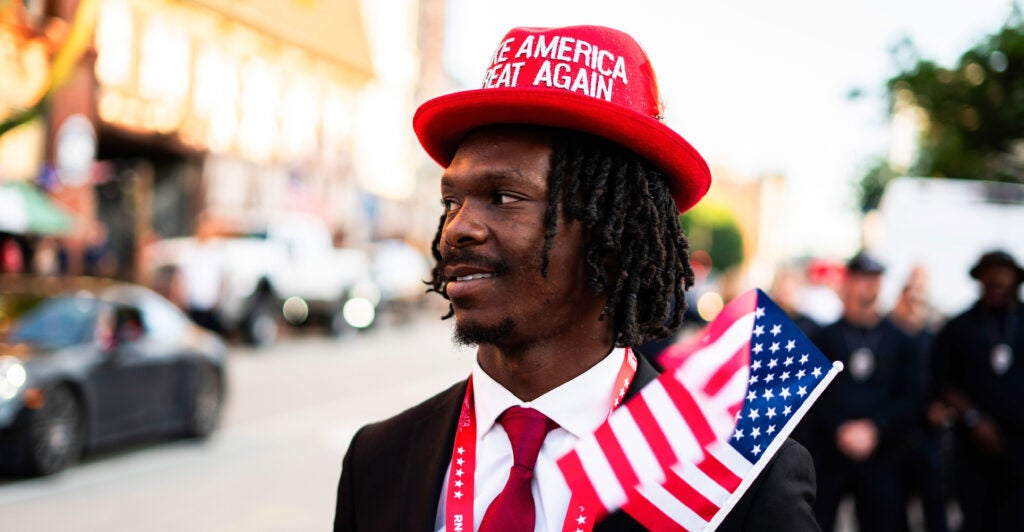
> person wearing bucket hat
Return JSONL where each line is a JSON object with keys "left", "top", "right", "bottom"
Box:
{"left": 931, "top": 250, "right": 1024, "bottom": 532}
{"left": 335, "top": 25, "right": 817, "bottom": 531}
{"left": 800, "top": 250, "right": 923, "bottom": 531}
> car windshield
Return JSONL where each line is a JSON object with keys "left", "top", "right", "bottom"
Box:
{"left": 2, "top": 295, "right": 98, "bottom": 350}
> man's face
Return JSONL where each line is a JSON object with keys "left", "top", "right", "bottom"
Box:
{"left": 438, "top": 126, "right": 603, "bottom": 347}
{"left": 841, "top": 272, "right": 882, "bottom": 323}
{"left": 978, "top": 266, "right": 1018, "bottom": 308}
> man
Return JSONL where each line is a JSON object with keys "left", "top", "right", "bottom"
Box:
{"left": 802, "top": 251, "right": 922, "bottom": 532}
{"left": 889, "top": 266, "right": 949, "bottom": 532}
{"left": 932, "top": 250, "right": 1024, "bottom": 532}
{"left": 335, "top": 25, "right": 818, "bottom": 531}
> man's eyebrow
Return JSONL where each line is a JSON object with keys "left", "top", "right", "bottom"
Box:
{"left": 441, "top": 169, "right": 526, "bottom": 188}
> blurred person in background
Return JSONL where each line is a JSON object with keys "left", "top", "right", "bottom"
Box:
{"left": 771, "top": 264, "right": 823, "bottom": 338}
{"left": 931, "top": 250, "right": 1024, "bottom": 532}
{"left": 889, "top": 265, "right": 949, "bottom": 532}
{"left": 802, "top": 251, "right": 923, "bottom": 532}
{"left": 177, "top": 214, "right": 224, "bottom": 334}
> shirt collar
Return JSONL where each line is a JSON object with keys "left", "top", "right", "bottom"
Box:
{"left": 471, "top": 347, "right": 626, "bottom": 439}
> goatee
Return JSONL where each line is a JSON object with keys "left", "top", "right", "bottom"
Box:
{"left": 453, "top": 317, "right": 516, "bottom": 346}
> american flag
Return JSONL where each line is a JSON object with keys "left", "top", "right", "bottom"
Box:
{"left": 557, "top": 289, "right": 842, "bottom": 530}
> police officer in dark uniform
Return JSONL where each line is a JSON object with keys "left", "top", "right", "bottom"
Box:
{"left": 932, "top": 250, "right": 1024, "bottom": 532}
{"left": 802, "top": 251, "right": 923, "bottom": 531}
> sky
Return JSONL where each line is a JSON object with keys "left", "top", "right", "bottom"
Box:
{"left": 441, "top": 0, "right": 1014, "bottom": 259}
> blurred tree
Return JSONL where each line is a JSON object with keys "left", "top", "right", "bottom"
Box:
{"left": 858, "top": 8, "right": 1024, "bottom": 208}
{"left": 856, "top": 157, "right": 899, "bottom": 212}
{"left": 679, "top": 203, "right": 744, "bottom": 274}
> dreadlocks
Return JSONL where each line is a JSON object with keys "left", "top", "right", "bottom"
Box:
{"left": 427, "top": 126, "right": 695, "bottom": 347}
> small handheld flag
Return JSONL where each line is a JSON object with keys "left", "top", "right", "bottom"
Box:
{"left": 557, "top": 289, "right": 843, "bottom": 530}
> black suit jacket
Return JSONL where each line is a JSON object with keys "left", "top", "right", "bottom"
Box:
{"left": 335, "top": 356, "right": 820, "bottom": 531}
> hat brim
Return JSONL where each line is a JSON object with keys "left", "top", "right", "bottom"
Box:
{"left": 413, "top": 88, "right": 711, "bottom": 213}
{"left": 970, "top": 263, "right": 1024, "bottom": 283}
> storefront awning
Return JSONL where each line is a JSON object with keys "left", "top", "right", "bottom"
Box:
{"left": 191, "top": 0, "right": 374, "bottom": 81}
{"left": 0, "top": 181, "right": 74, "bottom": 236}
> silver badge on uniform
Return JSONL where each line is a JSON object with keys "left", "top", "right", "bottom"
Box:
{"left": 849, "top": 347, "right": 875, "bottom": 381}
{"left": 991, "top": 344, "right": 1014, "bottom": 375}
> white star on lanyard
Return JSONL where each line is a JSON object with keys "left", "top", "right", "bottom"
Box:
{"left": 454, "top": 490, "right": 463, "bottom": 499}
{"left": 455, "top": 468, "right": 464, "bottom": 477}
{"left": 457, "top": 457, "right": 464, "bottom": 466}
{"left": 577, "top": 515, "right": 587, "bottom": 524}
{"left": 457, "top": 446, "right": 465, "bottom": 455}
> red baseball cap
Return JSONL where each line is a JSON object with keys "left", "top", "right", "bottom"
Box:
{"left": 413, "top": 25, "right": 711, "bottom": 213}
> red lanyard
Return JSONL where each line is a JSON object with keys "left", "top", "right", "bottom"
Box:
{"left": 445, "top": 348, "right": 638, "bottom": 531}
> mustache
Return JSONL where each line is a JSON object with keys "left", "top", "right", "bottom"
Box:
{"left": 441, "top": 249, "right": 511, "bottom": 281}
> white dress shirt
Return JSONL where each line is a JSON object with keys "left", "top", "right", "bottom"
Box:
{"left": 435, "top": 348, "right": 627, "bottom": 531}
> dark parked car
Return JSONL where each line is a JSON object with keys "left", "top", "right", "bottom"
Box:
{"left": 0, "top": 275, "right": 227, "bottom": 476}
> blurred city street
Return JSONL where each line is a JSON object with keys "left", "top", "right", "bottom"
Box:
{"left": 0, "top": 315, "right": 472, "bottom": 532}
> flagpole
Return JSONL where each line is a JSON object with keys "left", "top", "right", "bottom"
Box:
{"left": 705, "top": 360, "right": 844, "bottom": 530}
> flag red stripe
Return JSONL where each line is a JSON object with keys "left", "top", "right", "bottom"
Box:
{"left": 621, "top": 489, "right": 688, "bottom": 531}
{"left": 660, "top": 375, "right": 718, "bottom": 447}
{"left": 703, "top": 344, "right": 748, "bottom": 397}
{"left": 698, "top": 450, "right": 743, "bottom": 492}
{"left": 661, "top": 469, "right": 721, "bottom": 522}
{"left": 627, "top": 397, "right": 679, "bottom": 470}
{"left": 557, "top": 450, "right": 609, "bottom": 521}
{"left": 595, "top": 423, "right": 641, "bottom": 494}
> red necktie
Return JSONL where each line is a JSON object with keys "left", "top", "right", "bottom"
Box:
{"left": 479, "top": 406, "right": 558, "bottom": 532}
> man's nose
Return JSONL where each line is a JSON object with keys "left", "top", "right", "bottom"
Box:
{"left": 443, "top": 200, "right": 488, "bottom": 248}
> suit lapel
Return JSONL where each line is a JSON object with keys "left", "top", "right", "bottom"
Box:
{"left": 624, "top": 353, "right": 659, "bottom": 402}
{"left": 403, "top": 380, "right": 467, "bottom": 530}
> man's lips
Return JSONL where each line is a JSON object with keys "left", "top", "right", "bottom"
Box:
{"left": 443, "top": 264, "right": 500, "bottom": 300}
{"left": 443, "top": 264, "right": 499, "bottom": 283}
{"left": 451, "top": 272, "right": 497, "bottom": 282}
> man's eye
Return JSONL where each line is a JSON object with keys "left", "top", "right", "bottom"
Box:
{"left": 442, "top": 198, "right": 459, "bottom": 212}
{"left": 496, "top": 193, "right": 520, "bottom": 205}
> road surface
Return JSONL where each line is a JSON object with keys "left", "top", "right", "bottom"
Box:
{"left": 0, "top": 315, "right": 472, "bottom": 531}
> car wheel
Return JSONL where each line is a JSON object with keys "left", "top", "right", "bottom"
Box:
{"left": 243, "top": 299, "right": 278, "bottom": 347}
{"left": 185, "top": 365, "right": 221, "bottom": 438}
{"left": 27, "top": 384, "right": 84, "bottom": 475}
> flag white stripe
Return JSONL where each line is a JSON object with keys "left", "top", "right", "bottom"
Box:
{"left": 705, "top": 369, "right": 749, "bottom": 419}
{"left": 676, "top": 313, "right": 755, "bottom": 390}
{"left": 608, "top": 410, "right": 666, "bottom": 489}
{"left": 643, "top": 381, "right": 703, "bottom": 463}
{"left": 636, "top": 480, "right": 709, "bottom": 531}
{"left": 706, "top": 440, "right": 754, "bottom": 477}
{"left": 672, "top": 459, "right": 732, "bottom": 506}
{"left": 575, "top": 433, "right": 628, "bottom": 511}
{"left": 690, "top": 389, "right": 739, "bottom": 442}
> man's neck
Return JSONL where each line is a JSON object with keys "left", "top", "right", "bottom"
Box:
{"left": 476, "top": 331, "right": 615, "bottom": 402}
